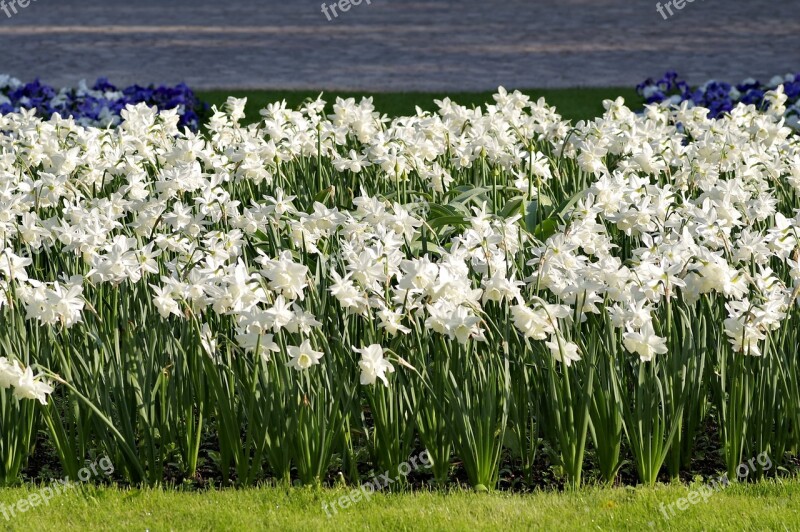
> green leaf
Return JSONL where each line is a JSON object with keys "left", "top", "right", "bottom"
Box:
{"left": 524, "top": 200, "right": 538, "bottom": 233}
{"left": 428, "top": 215, "right": 470, "bottom": 230}
{"left": 533, "top": 218, "right": 560, "bottom": 241}
{"left": 554, "top": 189, "right": 587, "bottom": 218}
{"left": 426, "top": 203, "right": 471, "bottom": 230}
{"left": 448, "top": 186, "right": 491, "bottom": 206}
{"left": 313, "top": 186, "right": 334, "bottom": 204}
{"left": 427, "top": 203, "right": 460, "bottom": 219}
{"left": 499, "top": 197, "right": 524, "bottom": 219}
{"left": 407, "top": 240, "right": 447, "bottom": 256}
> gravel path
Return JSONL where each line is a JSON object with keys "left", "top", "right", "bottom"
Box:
{"left": 0, "top": 0, "right": 797, "bottom": 90}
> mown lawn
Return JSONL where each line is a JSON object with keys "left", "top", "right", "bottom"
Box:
{"left": 0, "top": 479, "right": 798, "bottom": 531}
{"left": 196, "top": 88, "right": 642, "bottom": 124}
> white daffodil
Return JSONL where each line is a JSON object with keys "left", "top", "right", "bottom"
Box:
{"left": 544, "top": 335, "right": 582, "bottom": 367}
{"left": 13, "top": 367, "right": 54, "bottom": 405}
{"left": 623, "top": 322, "right": 668, "bottom": 362}
{"left": 354, "top": 344, "right": 394, "bottom": 386}
{"left": 287, "top": 339, "right": 324, "bottom": 371}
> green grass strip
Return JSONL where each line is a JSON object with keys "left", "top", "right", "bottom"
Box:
{"left": 0, "top": 478, "right": 798, "bottom": 530}
{"left": 197, "top": 88, "right": 642, "bottom": 124}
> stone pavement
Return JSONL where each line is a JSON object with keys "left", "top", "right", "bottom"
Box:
{"left": 0, "top": 0, "right": 797, "bottom": 90}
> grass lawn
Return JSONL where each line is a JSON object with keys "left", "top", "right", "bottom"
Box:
{"left": 196, "top": 88, "right": 642, "bottom": 125}
{"left": 0, "top": 479, "right": 798, "bottom": 531}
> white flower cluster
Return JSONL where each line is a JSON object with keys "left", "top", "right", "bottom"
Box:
{"left": 0, "top": 85, "right": 798, "bottom": 392}
{"left": 539, "top": 92, "right": 799, "bottom": 360}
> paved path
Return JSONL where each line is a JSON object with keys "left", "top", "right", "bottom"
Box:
{"left": 0, "top": 0, "right": 798, "bottom": 90}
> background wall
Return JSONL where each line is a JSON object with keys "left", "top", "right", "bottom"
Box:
{"left": 1, "top": 0, "right": 797, "bottom": 90}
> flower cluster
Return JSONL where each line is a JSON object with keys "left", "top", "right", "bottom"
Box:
{"left": 0, "top": 85, "right": 799, "bottom": 488}
{"left": 0, "top": 75, "right": 206, "bottom": 131}
{"left": 637, "top": 70, "right": 800, "bottom": 127}
{"left": 1, "top": 86, "right": 798, "bottom": 381}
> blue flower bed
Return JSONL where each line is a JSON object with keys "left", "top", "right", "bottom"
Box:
{"left": 637, "top": 71, "right": 800, "bottom": 127}
{"left": 0, "top": 75, "right": 207, "bottom": 131}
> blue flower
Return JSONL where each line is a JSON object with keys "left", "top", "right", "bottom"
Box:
{"left": 637, "top": 71, "right": 800, "bottom": 121}
{"left": 0, "top": 77, "right": 207, "bottom": 131}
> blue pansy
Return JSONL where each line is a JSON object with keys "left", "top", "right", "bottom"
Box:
{"left": 0, "top": 77, "right": 207, "bottom": 131}
{"left": 637, "top": 71, "right": 800, "bottom": 123}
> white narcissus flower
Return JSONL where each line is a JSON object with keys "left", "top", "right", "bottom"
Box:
{"left": 200, "top": 323, "right": 217, "bottom": 358}
{"left": 287, "top": 339, "right": 324, "bottom": 371}
{"left": 0, "top": 357, "right": 23, "bottom": 389}
{"left": 723, "top": 317, "right": 765, "bottom": 357}
{"left": 21, "top": 279, "right": 86, "bottom": 328}
{"left": 354, "top": 344, "right": 394, "bottom": 386}
{"left": 482, "top": 274, "right": 523, "bottom": 305}
{"left": 544, "top": 335, "right": 581, "bottom": 367}
{"left": 623, "top": 322, "right": 668, "bottom": 362}
{"left": 0, "top": 249, "right": 31, "bottom": 282}
{"left": 258, "top": 250, "right": 309, "bottom": 301}
{"left": 13, "top": 367, "right": 54, "bottom": 405}
{"left": 151, "top": 284, "right": 182, "bottom": 319}
{"left": 236, "top": 332, "right": 281, "bottom": 362}
{"left": 49, "top": 280, "right": 85, "bottom": 327}
{"left": 329, "top": 271, "right": 368, "bottom": 314}
{"left": 511, "top": 303, "right": 567, "bottom": 341}
{"left": 445, "top": 306, "right": 484, "bottom": 345}
{"left": 226, "top": 96, "right": 248, "bottom": 123}
{"left": 265, "top": 295, "right": 295, "bottom": 332}
{"left": 376, "top": 307, "right": 411, "bottom": 336}
{"left": 0, "top": 358, "right": 54, "bottom": 405}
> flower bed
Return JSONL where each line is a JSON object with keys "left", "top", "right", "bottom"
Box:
{"left": 0, "top": 88, "right": 798, "bottom": 489}
{"left": 637, "top": 71, "right": 800, "bottom": 128}
{"left": 0, "top": 75, "right": 205, "bottom": 131}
